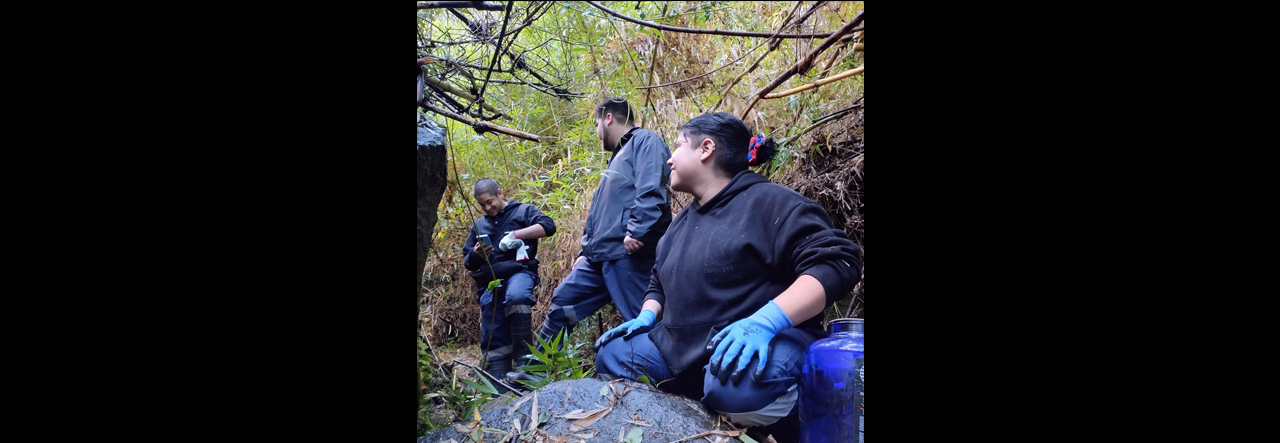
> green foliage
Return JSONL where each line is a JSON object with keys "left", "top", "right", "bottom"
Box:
{"left": 419, "top": 4, "right": 865, "bottom": 432}
{"left": 513, "top": 329, "right": 595, "bottom": 390}
{"left": 418, "top": 361, "right": 502, "bottom": 437}
{"left": 625, "top": 427, "right": 644, "bottom": 443}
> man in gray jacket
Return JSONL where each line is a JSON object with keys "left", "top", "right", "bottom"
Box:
{"left": 512, "top": 97, "right": 672, "bottom": 381}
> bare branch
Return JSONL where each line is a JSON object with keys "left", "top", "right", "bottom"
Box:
{"left": 633, "top": 8, "right": 787, "bottom": 93}
{"left": 423, "top": 75, "right": 510, "bottom": 119}
{"left": 812, "top": 97, "right": 862, "bottom": 123}
{"left": 442, "top": 57, "right": 513, "bottom": 73}
{"left": 417, "top": 1, "right": 504, "bottom": 11}
{"left": 447, "top": 359, "right": 526, "bottom": 396}
{"left": 741, "top": 10, "right": 864, "bottom": 118}
{"left": 585, "top": 1, "right": 839, "bottom": 39}
{"left": 638, "top": 2, "right": 670, "bottom": 127}
{"left": 764, "top": 66, "right": 863, "bottom": 99}
{"left": 419, "top": 3, "right": 550, "bottom": 47}
{"left": 421, "top": 102, "right": 541, "bottom": 143}
{"left": 445, "top": 4, "right": 566, "bottom": 93}
{"left": 470, "top": 1, "right": 515, "bottom": 116}
{"left": 780, "top": 100, "right": 861, "bottom": 147}
{"left": 709, "top": 1, "right": 813, "bottom": 112}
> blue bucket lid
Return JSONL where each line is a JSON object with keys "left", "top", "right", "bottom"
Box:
{"left": 828, "top": 318, "right": 863, "bottom": 333}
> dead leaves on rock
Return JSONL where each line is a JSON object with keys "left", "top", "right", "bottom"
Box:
{"left": 569, "top": 409, "right": 612, "bottom": 432}
{"left": 459, "top": 380, "right": 676, "bottom": 443}
{"left": 667, "top": 429, "right": 745, "bottom": 443}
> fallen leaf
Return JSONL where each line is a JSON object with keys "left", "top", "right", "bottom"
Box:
{"left": 621, "top": 418, "right": 653, "bottom": 427}
{"left": 668, "top": 430, "right": 746, "bottom": 443}
{"left": 738, "top": 433, "right": 759, "bottom": 443}
{"left": 615, "top": 383, "right": 634, "bottom": 397}
{"left": 572, "top": 430, "right": 599, "bottom": 439}
{"left": 547, "top": 436, "right": 571, "bottom": 443}
{"left": 559, "top": 406, "right": 609, "bottom": 420}
{"left": 600, "top": 384, "right": 610, "bottom": 397}
{"left": 530, "top": 392, "right": 540, "bottom": 430}
{"left": 512, "top": 417, "right": 522, "bottom": 435}
{"left": 569, "top": 406, "right": 614, "bottom": 431}
{"left": 623, "top": 427, "right": 644, "bottom": 443}
{"left": 473, "top": 406, "right": 482, "bottom": 422}
{"left": 508, "top": 392, "right": 534, "bottom": 414}
{"left": 453, "top": 424, "right": 473, "bottom": 434}
{"left": 558, "top": 409, "right": 588, "bottom": 419}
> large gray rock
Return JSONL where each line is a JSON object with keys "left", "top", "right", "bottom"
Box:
{"left": 418, "top": 117, "right": 447, "bottom": 150}
{"left": 420, "top": 378, "right": 741, "bottom": 443}
{"left": 418, "top": 115, "right": 448, "bottom": 408}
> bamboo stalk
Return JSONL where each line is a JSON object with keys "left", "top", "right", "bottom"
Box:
{"left": 474, "top": 122, "right": 541, "bottom": 142}
{"left": 585, "top": 0, "right": 838, "bottom": 39}
{"left": 422, "top": 75, "right": 510, "bottom": 119}
{"left": 740, "top": 10, "right": 863, "bottom": 118}
{"left": 764, "top": 66, "right": 863, "bottom": 99}
{"left": 417, "top": 1, "right": 504, "bottom": 10}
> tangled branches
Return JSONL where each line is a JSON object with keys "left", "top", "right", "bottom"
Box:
{"left": 418, "top": 1, "right": 583, "bottom": 141}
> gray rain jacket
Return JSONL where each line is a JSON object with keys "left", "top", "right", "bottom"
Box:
{"left": 580, "top": 127, "right": 672, "bottom": 262}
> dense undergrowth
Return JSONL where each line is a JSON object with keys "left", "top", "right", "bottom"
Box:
{"left": 418, "top": 2, "right": 863, "bottom": 436}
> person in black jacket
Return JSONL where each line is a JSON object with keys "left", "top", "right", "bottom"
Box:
{"left": 514, "top": 98, "right": 673, "bottom": 382}
{"left": 462, "top": 178, "right": 557, "bottom": 381}
{"left": 592, "top": 112, "right": 862, "bottom": 441}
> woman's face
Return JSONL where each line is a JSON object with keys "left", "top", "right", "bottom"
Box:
{"left": 669, "top": 130, "right": 705, "bottom": 193}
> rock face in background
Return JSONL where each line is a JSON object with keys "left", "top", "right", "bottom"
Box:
{"left": 419, "top": 116, "right": 448, "bottom": 281}
{"left": 419, "top": 378, "right": 740, "bottom": 443}
{"left": 418, "top": 117, "right": 448, "bottom": 407}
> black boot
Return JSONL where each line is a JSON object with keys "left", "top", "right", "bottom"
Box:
{"left": 506, "top": 356, "right": 546, "bottom": 386}
{"left": 485, "top": 359, "right": 513, "bottom": 393}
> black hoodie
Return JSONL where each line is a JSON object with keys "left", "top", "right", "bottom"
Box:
{"left": 644, "top": 171, "right": 862, "bottom": 377}
{"left": 463, "top": 200, "right": 557, "bottom": 291}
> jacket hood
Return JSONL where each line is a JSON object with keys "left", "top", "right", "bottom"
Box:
{"left": 694, "top": 170, "right": 769, "bottom": 214}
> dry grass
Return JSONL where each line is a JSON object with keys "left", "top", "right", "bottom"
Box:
{"left": 773, "top": 98, "right": 864, "bottom": 318}
{"left": 425, "top": 98, "right": 866, "bottom": 355}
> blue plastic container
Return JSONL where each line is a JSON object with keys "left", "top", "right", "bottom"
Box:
{"left": 799, "top": 318, "right": 863, "bottom": 443}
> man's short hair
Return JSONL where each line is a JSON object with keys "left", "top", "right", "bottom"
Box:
{"left": 594, "top": 97, "right": 636, "bottom": 126}
{"left": 472, "top": 178, "right": 500, "bottom": 197}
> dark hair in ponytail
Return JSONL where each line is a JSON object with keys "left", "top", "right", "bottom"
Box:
{"left": 679, "top": 112, "right": 776, "bottom": 175}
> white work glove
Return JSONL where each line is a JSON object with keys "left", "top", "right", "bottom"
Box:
{"left": 499, "top": 231, "right": 523, "bottom": 252}
{"left": 515, "top": 243, "right": 530, "bottom": 262}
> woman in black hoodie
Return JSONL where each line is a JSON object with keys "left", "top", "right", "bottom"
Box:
{"left": 593, "top": 112, "right": 862, "bottom": 440}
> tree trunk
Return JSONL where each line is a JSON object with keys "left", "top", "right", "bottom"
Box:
{"left": 416, "top": 117, "right": 448, "bottom": 409}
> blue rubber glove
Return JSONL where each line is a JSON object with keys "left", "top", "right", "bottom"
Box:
{"left": 707, "top": 301, "right": 793, "bottom": 382}
{"left": 593, "top": 309, "right": 657, "bottom": 350}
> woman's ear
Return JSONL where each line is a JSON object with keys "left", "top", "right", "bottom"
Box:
{"left": 699, "top": 138, "right": 716, "bottom": 163}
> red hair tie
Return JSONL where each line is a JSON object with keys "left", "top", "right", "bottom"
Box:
{"left": 747, "top": 134, "right": 764, "bottom": 164}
